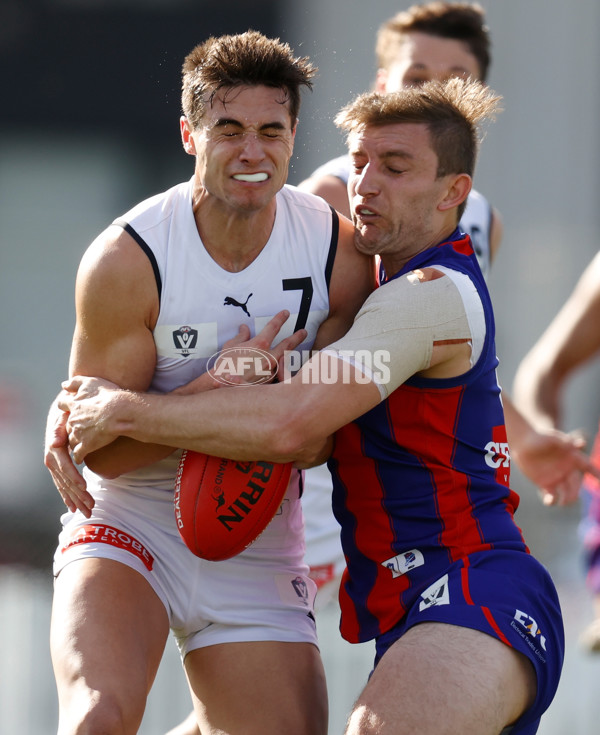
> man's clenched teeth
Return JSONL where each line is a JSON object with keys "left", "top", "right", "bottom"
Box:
{"left": 233, "top": 173, "right": 269, "bottom": 182}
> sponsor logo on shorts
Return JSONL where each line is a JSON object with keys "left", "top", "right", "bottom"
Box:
{"left": 61, "top": 524, "right": 154, "bottom": 571}
{"left": 292, "top": 576, "right": 309, "bottom": 604}
{"left": 419, "top": 573, "right": 450, "bottom": 611}
{"left": 382, "top": 549, "right": 425, "bottom": 579}
{"left": 511, "top": 609, "right": 547, "bottom": 662}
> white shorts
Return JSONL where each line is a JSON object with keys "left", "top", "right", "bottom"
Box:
{"left": 53, "top": 482, "right": 318, "bottom": 658}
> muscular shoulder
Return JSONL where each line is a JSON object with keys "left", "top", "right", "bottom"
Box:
{"left": 76, "top": 224, "right": 160, "bottom": 329}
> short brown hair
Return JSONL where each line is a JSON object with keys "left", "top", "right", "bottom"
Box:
{"left": 376, "top": 3, "right": 491, "bottom": 82}
{"left": 335, "top": 78, "right": 501, "bottom": 218}
{"left": 182, "top": 30, "right": 317, "bottom": 129}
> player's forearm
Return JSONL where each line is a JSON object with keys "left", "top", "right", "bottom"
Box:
{"left": 112, "top": 384, "right": 308, "bottom": 462}
{"left": 82, "top": 371, "right": 220, "bottom": 476}
{"left": 512, "top": 358, "right": 562, "bottom": 432}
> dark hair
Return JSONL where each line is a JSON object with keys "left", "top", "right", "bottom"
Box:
{"left": 181, "top": 30, "right": 317, "bottom": 129}
{"left": 376, "top": 3, "right": 491, "bottom": 82}
{"left": 335, "top": 78, "right": 501, "bottom": 218}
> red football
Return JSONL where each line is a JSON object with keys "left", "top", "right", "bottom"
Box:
{"left": 174, "top": 450, "right": 293, "bottom": 561}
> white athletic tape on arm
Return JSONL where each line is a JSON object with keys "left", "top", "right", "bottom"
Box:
{"left": 428, "top": 265, "right": 485, "bottom": 366}
{"left": 323, "top": 269, "right": 481, "bottom": 399}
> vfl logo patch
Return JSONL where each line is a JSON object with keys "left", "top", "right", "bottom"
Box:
{"left": 61, "top": 524, "right": 154, "bottom": 571}
{"left": 172, "top": 325, "right": 198, "bottom": 357}
{"left": 224, "top": 293, "right": 253, "bottom": 317}
{"left": 419, "top": 574, "right": 450, "bottom": 611}
{"left": 382, "top": 549, "right": 425, "bottom": 578}
{"left": 292, "top": 576, "right": 309, "bottom": 604}
{"left": 275, "top": 573, "right": 313, "bottom": 608}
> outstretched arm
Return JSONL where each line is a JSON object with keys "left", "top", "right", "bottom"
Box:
{"left": 511, "top": 252, "right": 600, "bottom": 504}
{"left": 503, "top": 393, "right": 595, "bottom": 506}
{"left": 514, "top": 252, "right": 600, "bottom": 431}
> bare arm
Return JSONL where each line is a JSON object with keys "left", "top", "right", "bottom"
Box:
{"left": 64, "top": 352, "right": 382, "bottom": 464}
{"left": 503, "top": 392, "right": 594, "bottom": 506}
{"left": 312, "top": 214, "right": 375, "bottom": 350}
{"left": 297, "top": 175, "right": 351, "bottom": 218}
{"left": 514, "top": 251, "right": 600, "bottom": 430}
{"left": 61, "top": 271, "right": 474, "bottom": 464}
{"left": 509, "top": 253, "right": 600, "bottom": 504}
{"left": 66, "top": 225, "right": 170, "bottom": 477}
{"left": 43, "top": 224, "right": 170, "bottom": 515}
{"left": 488, "top": 207, "right": 503, "bottom": 265}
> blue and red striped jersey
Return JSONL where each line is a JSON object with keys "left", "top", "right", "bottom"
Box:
{"left": 328, "top": 229, "right": 528, "bottom": 643}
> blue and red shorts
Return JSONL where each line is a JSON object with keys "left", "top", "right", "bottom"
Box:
{"left": 373, "top": 550, "right": 564, "bottom": 735}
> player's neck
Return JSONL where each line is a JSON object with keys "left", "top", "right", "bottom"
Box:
{"left": 380, "top": 225, "right": 458, "bottom": 278}
{"left": 193, "top": 198, "right": 277, "bottom": 272}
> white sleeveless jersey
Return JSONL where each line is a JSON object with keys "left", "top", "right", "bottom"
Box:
{"left": 82, "top": 179, "right": 340, "bottom": 497}
{"left": 310, "top": 154, "right": 494, "bottom": 278}
{"left": 458, "top": 188, "right": 494, "bottom": 280}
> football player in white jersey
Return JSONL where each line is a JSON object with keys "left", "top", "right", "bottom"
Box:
{"left": 298, "top": 2, "right": 502, "bottom": 278}
{"left": 43, "top": 32, "right": 374, "bottom": 735}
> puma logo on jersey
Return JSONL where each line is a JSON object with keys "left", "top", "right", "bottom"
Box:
{"left": 224, "top": 293, "right": 253, "bottom": 317}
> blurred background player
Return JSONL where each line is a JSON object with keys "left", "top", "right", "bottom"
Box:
{"left": 299, "top": 1, "right": 502, "bottom": 278}
{"left": 514, "top": 251, "right": 600, "bottom": 653}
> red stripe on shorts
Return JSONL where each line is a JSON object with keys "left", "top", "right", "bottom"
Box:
{"left": 61, "top": 523, "right": 154, "bottom": 571}
{"left": 461, "top": 557, "right": 512, "bottom": 647}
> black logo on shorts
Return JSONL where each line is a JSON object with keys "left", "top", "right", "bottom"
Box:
{"left": 292, "top": 576, "right": 309, "bottom": 603}
{"left": 224, "top": 293, "right": 252, "bottom": 317}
